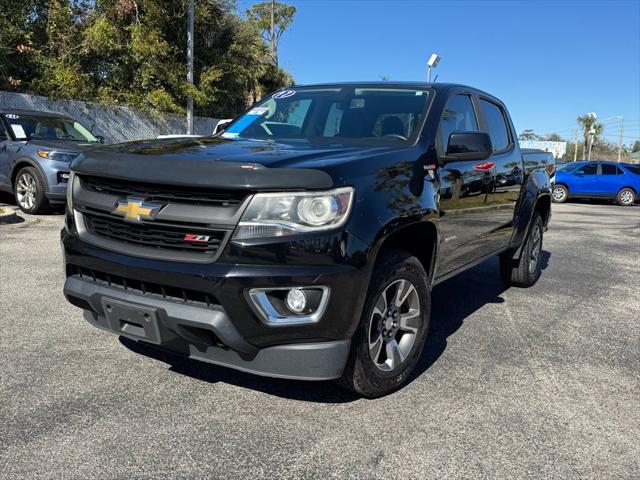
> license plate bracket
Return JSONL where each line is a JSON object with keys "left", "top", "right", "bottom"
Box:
{"left": 101, "top": 297, "right": 162, "bottom": 344}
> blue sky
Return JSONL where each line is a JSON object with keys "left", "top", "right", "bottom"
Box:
{"left": 240, "top": 0, "right": 640, "bottom": 144}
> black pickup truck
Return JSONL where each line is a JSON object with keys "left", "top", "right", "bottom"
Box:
{"left": 62, "top": 83, "right": 554, "bottom": 397}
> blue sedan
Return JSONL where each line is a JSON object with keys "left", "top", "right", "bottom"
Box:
{"left": 553, "top": 161, "right": 640, "bottom": 206}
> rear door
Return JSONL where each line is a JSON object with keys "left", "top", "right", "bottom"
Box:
{"left": 594, "top": 163, "right": 623, "bottom": 196}
{"left": 476, "top": 97, "right": 523, "bottom": 248}
{"left": 569, "top": 163, "right": 598, "bottom": 194}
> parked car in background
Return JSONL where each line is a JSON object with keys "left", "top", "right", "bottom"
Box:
{"left": 0, "top": 109, "right": 103, "bottom": 214}
{"left": 553, "top": 161, "right": 640, "bottom": 206}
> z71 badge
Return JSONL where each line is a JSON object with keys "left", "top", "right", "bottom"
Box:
{"left": 184, "top": 234, "right": 210, "bottom": 243}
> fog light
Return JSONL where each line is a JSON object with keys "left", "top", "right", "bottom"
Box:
{"left": 286, "top": 289, "right": 307, "bottom": 313}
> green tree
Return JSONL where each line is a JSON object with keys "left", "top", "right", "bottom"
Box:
{"left": 518, "top": 129, "right": 542, "bottom": 141}
{"left": 246, "top": 1, "right": 296, "bottom": 66}
{"left": 544, "top": 133, "right": 564, "bottom": 142}
{"left": 632, "top": 140, "right": 640, "bottom": 153}
{"left": 0, "top": 0, "right": 295, "bottom": 118}
{"left": 577, "top": 114, "right": 604, "bottom": 158}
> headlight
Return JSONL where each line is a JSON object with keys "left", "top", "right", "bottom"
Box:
{"left": 66, "top": 172, "right": 75, "bottom": 209}
{"left": 37, "top": 150, "right": 80, "bottom": 162}
{"left": 233, "top": 187, "right": 354, "bottom": 240}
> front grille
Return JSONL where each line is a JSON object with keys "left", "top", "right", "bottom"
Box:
{"left": 80, "top": 175, "right": 248, "bottom": 206}
{"left": 83, "top": 211, "right": 227, "bottom": 254}
{"left": 67, "top": 265, "right": 217, "bottom": 308}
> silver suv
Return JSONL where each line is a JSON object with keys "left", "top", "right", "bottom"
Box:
{"left": 0, "top": 109, "right": 103, "bottom": 214}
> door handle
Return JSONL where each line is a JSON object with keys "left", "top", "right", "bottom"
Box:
{"left": 473, "top": 161, "right": 496, "bottom": 172}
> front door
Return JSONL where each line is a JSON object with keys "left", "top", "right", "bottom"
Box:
{"left": 435, "top": 93, "right": 496, "bottom": 275}
{"left": 570, "top": 163, "right": 598, "bottom": 194}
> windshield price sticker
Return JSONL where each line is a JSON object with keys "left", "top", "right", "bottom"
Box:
{"left": 223, "top": 107, "right": 271, "bottom": 137}
{"left": 272, "top": 90, "right": 296, "bottom": 100}
{"left": 5, "top": 114, "right": 19, "bottom": 119}
{"left": 10, "top": 124, "right": 27, "bottom": 139}
{"left": 248, "top": 107, "right": 270, "bottom": 116}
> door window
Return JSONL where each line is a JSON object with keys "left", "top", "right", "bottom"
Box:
{"left": 480, "top": 99, "right": 510, "bottom": 151}
{"left": 439, "top": 95, "right": 478, "bottom": 150}
{"left": 601, "top": 164, "right": 622, "bottom": 175}
{"left": 575, "top": 164, "right": 598, "bottom": 175}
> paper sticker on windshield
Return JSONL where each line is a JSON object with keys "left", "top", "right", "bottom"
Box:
{"left": 10, "top": 124, "right": 27, "bottom": 140}
{"left": 5, "top": 114, "right": 19, "bottom": 119}
{"left": 272, "top": 90, "right": 296, "bottom": 100}
{"left": 248, "top": 106, "right": 270, "bottom": 116}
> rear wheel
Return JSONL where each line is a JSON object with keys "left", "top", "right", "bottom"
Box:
{"left": 14, "top": 167, "right": 49, "bottom": 214}
{"left": 552, "top": 184, "right": 568, "bottom": 203}
{"left": 616, "top": 188, "right": 635, "bottom": 206}
{"left": 500, "top": 213, "right": 544, "bottom": 288}
{"left": 338, "top": 249, "right": 430, "bottom": 398}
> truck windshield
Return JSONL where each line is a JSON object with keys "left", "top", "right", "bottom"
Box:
{"left": 5, "top": 114, "right": 98, "bottom": 142}
{"left": 222, "top": 86, "right": 431, "bottom": 145}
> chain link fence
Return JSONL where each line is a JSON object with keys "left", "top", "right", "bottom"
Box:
{"left": 0, "top": 91, "right": 219, "bottom": 144}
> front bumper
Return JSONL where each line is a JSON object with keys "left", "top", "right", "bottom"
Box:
{"left": 61, "top": 228, "right": 371, "bottom": 380}
{"left": 64, "top": 275, "right": 350, "bottom": 380}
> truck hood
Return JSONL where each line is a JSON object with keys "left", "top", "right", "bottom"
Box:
{"left": 70, "top": 136, "right": 396, "bottom": 190}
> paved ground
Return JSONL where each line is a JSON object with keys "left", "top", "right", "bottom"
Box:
{"left": 1, "top": 198, "right": 639, "bottom": 479}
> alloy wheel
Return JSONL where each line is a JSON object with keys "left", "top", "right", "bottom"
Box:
{"left": 528, "top": 223, "right": 542, "bottom": 274}
{"left": 368, "top": 279, "right": 421, "bottom": 372}
{"left": 552, "top": 186, "right": 566, "bottom": 202}
{"left": 16, "top": 172, "right": 37, "bottom": 210}
{"left": 620, "top": 190, "right": 634, "bottom": 205}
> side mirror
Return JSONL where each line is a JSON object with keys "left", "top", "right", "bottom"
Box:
{"left": 95, "top": 135, "right": 105, "bottom": 144}
{"left": 442, "top": 131, "right": 493, "bottom": 162}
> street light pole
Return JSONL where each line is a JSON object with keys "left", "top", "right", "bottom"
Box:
{"left": 186, "top": 0, "right": 195, "bottom": 135}
{"left": 617, "top": 117, "right": 624, "bottom": 162}
{"left": 427, "top": 53, "right": 440, "bottom": 82}
{"left": 585, "top": 112, "right": 597, "bottom": 162}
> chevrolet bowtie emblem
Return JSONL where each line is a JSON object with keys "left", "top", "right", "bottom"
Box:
{"left": 113, "top": 198, "right": 163, "bottom": 222}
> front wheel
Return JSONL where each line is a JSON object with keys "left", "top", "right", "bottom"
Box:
{"left": 617, "top": 188, "right": 635, "bottom": 206}
{"left": 552, "top": 184, "right": 568, "bottom": 203}
{"left": 500, "top": 213, "right": 544, "bottom": 288}
{"left": 14, "top": 166, "right": 49, "bottom": 214}
{"left": 338, "top": 249, "right": 430, "bottom": 398}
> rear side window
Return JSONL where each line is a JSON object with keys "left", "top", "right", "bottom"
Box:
{"left": 575, "top": 164, "right": 598, "bottom": 175}
{"left": 439, "top": 95, "right": 478, "bottom": 149}
{"left": 480, "top": 99, "right": 510, "bottom": 151}
{"left": 625, "top": 164, "right": 640, "bottom": 176}
{"left": 601, "top": 164, "right": 622, "bottom": 175}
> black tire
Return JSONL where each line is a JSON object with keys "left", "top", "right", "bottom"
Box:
{"left": 616, "top": 187, "right": 635, "bottom": 206}
{"left": 14, "top": 166, "right": 49, "bottom": 214}
{"left": 552, "top": 184, "right": 568, "bottom": 203}
{"left": 338, "top": 249, "right": 431, "bottom": 398}
{"left": 500, "top": 212, "right": 544, "bottom": 288}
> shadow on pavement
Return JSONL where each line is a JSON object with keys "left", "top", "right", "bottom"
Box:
{"left": 120, "top": 251, "right": 551, "bottom": 402}
{"left": 119, "top": 335, "right": 360, "bottom": 403}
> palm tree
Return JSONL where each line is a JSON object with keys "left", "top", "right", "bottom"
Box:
{"left": 577, "top": 114, "right": 604, "bottom": 159}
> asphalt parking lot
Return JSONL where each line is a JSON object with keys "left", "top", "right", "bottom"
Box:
{"left": 1, "top": 199, "right": 639, "bottom": 479}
